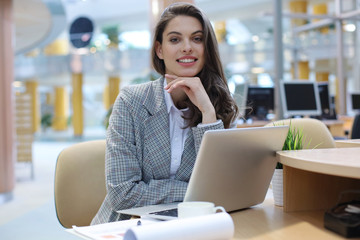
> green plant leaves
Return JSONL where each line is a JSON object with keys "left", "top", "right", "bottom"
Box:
{"left": 273, "top": 120, "right": 312, "bottom": 169}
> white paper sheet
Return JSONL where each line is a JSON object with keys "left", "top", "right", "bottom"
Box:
{"left": 71, "top": 219, "right": 159, "bottom": 240}
{"left": 124, "top": 212, "right": 234, "bottom": 240}
{"left": 70, "top": 212, "right": 234, "bottom": 240}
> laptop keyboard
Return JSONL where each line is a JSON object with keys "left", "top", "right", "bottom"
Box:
{"left": 149, "top": 208, "right": 178, "bottom": 217}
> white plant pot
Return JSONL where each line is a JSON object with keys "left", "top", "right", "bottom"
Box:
{"left": 271, "top": 169, "right": 283, "bottom": 207}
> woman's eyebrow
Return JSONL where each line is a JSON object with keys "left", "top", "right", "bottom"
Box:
{"left": 167, "top": 30, "right": 203, "bottom": 36}
{"left": 167, "top": 31, "right": 181, "bottom": 36}
{"left": 192, "top": 30, "right": 204, "bottom": 35}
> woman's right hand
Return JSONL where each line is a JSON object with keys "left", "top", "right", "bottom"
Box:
{"left": 164, "top": 74, "right": 216, "bottom": 124}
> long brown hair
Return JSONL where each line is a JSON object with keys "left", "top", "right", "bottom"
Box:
{"left": 151, "top": 3, "right": 238, "bottom": 128}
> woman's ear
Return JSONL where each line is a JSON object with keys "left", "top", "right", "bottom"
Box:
{"left": 155, "top": 41, "right": 163, "bottom": 59}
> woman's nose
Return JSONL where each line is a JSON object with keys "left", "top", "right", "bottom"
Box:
{"left": 182, "top": 40, "right": 192, "bottom": 53}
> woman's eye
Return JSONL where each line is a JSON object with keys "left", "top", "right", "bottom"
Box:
{"left": 170, "top": 38, "right": 179, "bottom": 43}
{"left": 193, "top": 36, "right": 203, "bottom": 42}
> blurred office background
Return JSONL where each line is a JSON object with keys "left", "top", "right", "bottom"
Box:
{"left": 1, "top": 0, "right": 360, "bottom": 238}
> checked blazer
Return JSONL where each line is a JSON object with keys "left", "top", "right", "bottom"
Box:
{"left": 91, "top": 77, "right": 224, "bottom": 224}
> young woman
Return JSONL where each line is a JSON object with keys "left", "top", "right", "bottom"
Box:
{"left": 91, "top": 2, "right": 238, "bottom": 224}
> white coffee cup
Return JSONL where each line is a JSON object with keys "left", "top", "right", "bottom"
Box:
{"left": 177, "top": 201, "right": 226, "bottom": 218}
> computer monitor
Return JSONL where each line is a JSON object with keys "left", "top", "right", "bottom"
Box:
{"left": 350, "top": 92, "right": 360, "bottom": 112}
{"left": 317, "top": 82, "right": 330, "bottom": 115}
{"left": 280, "top": 80, "right": 321, "bottom": 118}
{"left": 245, "top": 86, "right": 274, "bottom": 120}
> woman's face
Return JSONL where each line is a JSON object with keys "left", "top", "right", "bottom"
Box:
{"left": 156, "top": 15, "right": 205, "bottom": 78}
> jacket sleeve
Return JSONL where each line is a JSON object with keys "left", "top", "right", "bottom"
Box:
{"left": 192, "top": 120, "right": 225, "bottom": 153}
{"left": 105, "top": 88, "right": 188, "bottom": 213}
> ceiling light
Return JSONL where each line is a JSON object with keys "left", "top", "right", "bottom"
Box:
{"left": 13, "top": 81, "right": 22, "bottom": 88}
{"left": 343, "top": 23, "right": 356, "bottom": 32}
{"left": 252, "top": 35, "right": 259, "bottom": 42}
{"left": 251, "top": 67, "right": 265, "bottom": 74}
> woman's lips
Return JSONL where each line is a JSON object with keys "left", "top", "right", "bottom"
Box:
{"left": 177, "top": 57, "right": 198, "bottom": 66}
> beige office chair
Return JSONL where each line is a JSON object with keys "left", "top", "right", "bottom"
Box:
{"left": 54, "top": 140, "right": 107, "bottom": 228}
{"left": 265, "top": 118, "right": 336, "bottom": 149}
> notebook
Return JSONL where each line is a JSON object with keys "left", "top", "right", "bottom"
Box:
{"left": 118, "top": 125, "right": 289, "bottom": 220}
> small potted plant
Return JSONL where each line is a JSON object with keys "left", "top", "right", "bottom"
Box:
{"left": 272, "top": 121, "right": 307, "bottom": 206}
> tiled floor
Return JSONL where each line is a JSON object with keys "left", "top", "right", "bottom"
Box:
{"left": 0, "top": 128, "right": 106, "bottom": 240}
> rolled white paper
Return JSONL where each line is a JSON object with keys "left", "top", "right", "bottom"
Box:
{"left": 124, "top": 212, "right": 234, "bottom": 240}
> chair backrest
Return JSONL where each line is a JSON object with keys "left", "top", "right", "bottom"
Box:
{"left": 54, "top": 140, "right": 106, "bottom": 228}
{"left": 265, "top": 118, "right": 336, "bottom": 149}
{"left": 351, "top": 114, "right": 360, "bottom": 139}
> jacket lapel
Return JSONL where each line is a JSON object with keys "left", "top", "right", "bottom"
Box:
{"left": 142, "top": 78, "right": 171, "bottom": 179}
{"left": 175, "top": 129, "right": 196, "bottom": 181}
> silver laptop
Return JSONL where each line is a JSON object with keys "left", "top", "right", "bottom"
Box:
{"left": 118, "top": 125, "right": 289, "bottom": 220}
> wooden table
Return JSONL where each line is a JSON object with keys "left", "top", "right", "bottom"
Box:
{"left": 68, "top": 147, "right": 360, "bottom": 240}
{"left": 277, "top": 148, "right": 360, "bottom": 212}
{"left": 233, "top": 146, "right": 360, "bottom": 239}
{"left": 67, "top": 189, "right": 358, "bottom": 240}
{"left": 231, "top": 189, "right": 359, "bottom": 239}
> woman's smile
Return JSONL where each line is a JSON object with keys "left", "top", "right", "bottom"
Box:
{"left": 177, "top": 56, "right": 198, "bottom": 66}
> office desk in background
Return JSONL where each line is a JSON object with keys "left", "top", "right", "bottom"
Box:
{"left": 237, "top": 119, "right": 347, "bottom": 137}
{"left": 335, "top": 139, "right": 360, "bottom": 148}
{"left": 236, "top": 120, "right": 270, "bottom": 128}
{"left": 321, "top": 119, "right": 346, "bottom": 137}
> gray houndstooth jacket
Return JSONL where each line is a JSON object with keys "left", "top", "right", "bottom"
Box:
{"left": 91, "top": 77, "right": 224, "bottom": 224}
